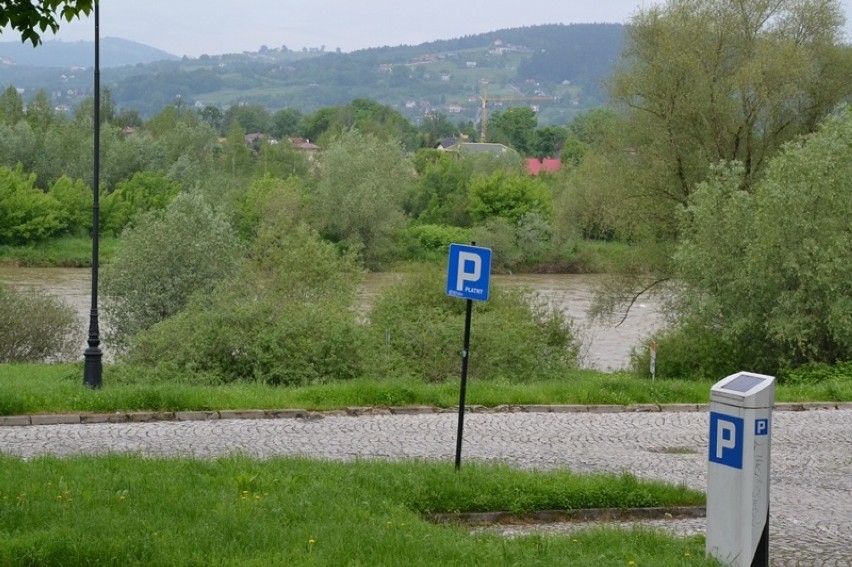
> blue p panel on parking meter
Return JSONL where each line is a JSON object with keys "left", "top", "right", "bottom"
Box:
{"left": 446, "top": 243, "right": 492, "bottom": 302}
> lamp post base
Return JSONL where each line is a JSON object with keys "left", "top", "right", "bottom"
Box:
{"left": 83, "top": 347, "right": 102, "bottom": 389}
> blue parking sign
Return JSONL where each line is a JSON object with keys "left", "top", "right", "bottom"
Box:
{"left": 446, "top": 244, "right": 492, "bottom": 301}
{"left": 709, "top": 412, "right": 744, "bottom": 470}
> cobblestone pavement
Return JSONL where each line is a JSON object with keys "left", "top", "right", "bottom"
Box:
{"left": 1, "top": 409, "right": 849, "bottom": 566}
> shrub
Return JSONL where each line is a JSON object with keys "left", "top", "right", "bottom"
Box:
{"left": 400, "top": 224, "right": 474, "bottom": 262}
{"left": 0, "top": 283, "right": 79, "bottom": 362}
{"left": 126, "top": 221, "right": 368, "bottom": 386}
{"left": 101, "top": 171, "right": 181, "bottom": 236}
{"left": 102, "top": 191, "right": 242, "bottom": 345}
{"left": 0, "top": 165, "right": 65, "bottom": 244}
{"left": 48, "top": 176, "right": 92, "bottom": 235}
{"left": 671, "top": 109, "right": 852, "bottom": 375}
{"left": 367, "top": 263, "right": 580, "bottom": 382}
{"left": 779, "top": 361, "right": 852, "bottom": 386}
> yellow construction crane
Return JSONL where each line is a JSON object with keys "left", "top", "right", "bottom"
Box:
{"left": 478, "top": 85, "right": 555, "bottom": 142}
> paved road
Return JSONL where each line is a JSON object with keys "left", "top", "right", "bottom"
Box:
{"left": 1, "top": 408, "right": 849, "bottom": 566}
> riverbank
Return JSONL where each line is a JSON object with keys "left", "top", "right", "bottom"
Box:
{"left": 0, "top": 235, "right": 119, "bottom": 267}
{"left": 0, "top": 267, "right": 663, "bottom": 371}
{"left": 0, "top": 236, "right": 626, "bottom": 272}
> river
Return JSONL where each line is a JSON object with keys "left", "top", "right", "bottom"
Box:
{"left": 0, "top": 267, "right": 663, "bottom": 371}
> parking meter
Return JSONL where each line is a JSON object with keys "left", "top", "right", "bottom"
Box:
{"left": 706, "top": 371, "right": 775, "bottom": 567}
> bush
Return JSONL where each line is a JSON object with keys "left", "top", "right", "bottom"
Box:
{"left": 128, "top": 291, "right": 368, "bottom": 386}
{"left": 101, "top": 171, "right": 181, "bottom": 236}
{"left": 0, "top": 165, "right": 65, "bottom": 244}
{"left": 671, "top": 109, "right": 852, "bottom": 375}
{"left": 779, "top": 361, "right": 852, "bottom": 386}
{"left": 399, "top": 224, "right": 474, "bottom": 262}
{"left": 48, "top": 176, "right": 92, "bottom": 235}
{"left": 102, "top": 191, "right": 242, "bottom": 345}
{"left": 0, "top": 283, "right": 79, "bottom": 362}
{"left": 367, "top": 263, "right": 580, "bottom": 382}
{"left": 126, "top": 221, "right": 368, "bottom": 386}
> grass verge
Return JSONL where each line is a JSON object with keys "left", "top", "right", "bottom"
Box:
{"left": 0, "top": 454, "right": 714, "bottom": 566}
{"left": 0, "top": 363, "right": 848, "bottom": 416}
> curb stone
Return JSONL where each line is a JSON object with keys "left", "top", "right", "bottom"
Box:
{"left": 0, "top": 402, "right": 848, "bottom": 427}
{"left": 426, "top": 505, "right": 707, "bottom": 526}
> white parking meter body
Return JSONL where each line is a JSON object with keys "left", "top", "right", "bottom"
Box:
{"left": 706, "top": 372, "right": 775, "bottom": 567}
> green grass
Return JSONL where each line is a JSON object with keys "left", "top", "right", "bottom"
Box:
{"left": 0, "top": 235, "right": 119, "bottom": 267}
{"left": 0, "top": 363, "right": 848, "bottom": 416}
{"left": 0, "top": 454, "right": 714, "bottom": 566}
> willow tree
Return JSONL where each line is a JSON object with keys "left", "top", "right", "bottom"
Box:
{"left": 609, "top": 0, "right": 851, "bottom": 214}
{"left": 587, "top": 0, "right": 851, "bottom": 324}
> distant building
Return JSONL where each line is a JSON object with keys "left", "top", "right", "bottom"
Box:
{"left": 525, "top": 158, "right": 561, "bottom": 175}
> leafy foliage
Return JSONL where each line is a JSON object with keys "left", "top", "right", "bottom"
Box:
{"left": 367, "top": 263, "right": 580, "bottom": 382}
{"left": 0, "top": 165, "right": 65, "bottom": 244}
{"left": 0, "top": 0, "right": 93, "bottom": 46}
{"left": 0, "top": 283, "right": 79, "bottom": 362}
{"left": 101, "top": 171, "right": 181, "bottom": 236}
{"left": 126, "top": 212, "right": 367, "bottom": 386}
{"left": 102, "top": 192, "right": 242, "bottom": 345}
{"left": 47, "top": 176, "right": 92, "bottom": 234}
{"left": 468, "top": 169, "right": 552, "bottom": 225}
{"left": 661, "top": 110, "right": 852, "bottom": 376}
{"left": 605, "top": 0, "right": 852, "bottom": 238}
{"left": 311, "top": 129, "right": 413, "bottom": 269}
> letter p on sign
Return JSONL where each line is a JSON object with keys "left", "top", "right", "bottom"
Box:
{"left": 709, "top": 412, "right": 744, "bottom": 469}
{"left": 456, "top": 252, "right": 481, "bottom": 291}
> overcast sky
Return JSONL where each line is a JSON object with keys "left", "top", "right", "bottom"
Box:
{"left": 12, "top": 0, "right": 852, "bottom": 56}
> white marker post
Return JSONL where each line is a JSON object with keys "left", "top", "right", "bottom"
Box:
{"left": 707, "top": 372, "right": 775, "bottom": 567}
{"left": 650, "top": 342, "right": 657, "bottom": 380}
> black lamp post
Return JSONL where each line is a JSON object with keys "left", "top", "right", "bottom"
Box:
{"left": 83, "top": 0, "right": 102, "bottom": 389}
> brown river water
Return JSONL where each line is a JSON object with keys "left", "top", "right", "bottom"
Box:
{"left": 0, "top": 267, "right": 663, "bottom": 371}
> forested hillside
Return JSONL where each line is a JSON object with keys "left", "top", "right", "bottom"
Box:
{"left": 0, "top": 24, "right": 625, "bottom": 123}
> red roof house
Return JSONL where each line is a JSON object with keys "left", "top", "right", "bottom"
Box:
{"left": 525, "top": 158, "right": 561, "bottom": 175}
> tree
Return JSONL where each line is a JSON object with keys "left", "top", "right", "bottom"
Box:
{"left": 487, "top": 106, "right": 537, "bottom": 155}
{"left": 125, "top": 214, "right": 367, "bottom": 386}
{"left": 417, "top": 112, "right": 457, "bottom": 148}
{"left": 218, "top": 121, "right": 253, "bottom": 177}
{"left": 406, "top": 150, "right": 474, "bottom": 226}
{"left": 0, "top": 0, "right": 92, "bottom": 45}
{"left": 25, "top": 89, "right": 54, "bottom": 131}
{"left": 609, "top": 0, "right": 852, "bottom": 212}
{"left": 0, "top": 86, "right": 24, "bottom": 125}
{"left": 468, "top": 169, "right": 552, "bottom": 225}
{"left": 102, "top": 191, "right": 242, "bottom": 345}
{"left": 311, "top": 129, "right": 413, "bottom": 268}
{"left": 270, "top": 108, "right": 303, "bottom": 139}
{"left": 101, "top": 171, "right": 181, "bottom": 235}
{"left": 222, "top": 104, "right": 271, "bottom": 136}
{"left": 48, "top": 175, "right": 91, "bottom": 234}
{"left": 664, "top": 108, "right": 852, "bottom": 376}
{"left": 531, "top": 125, "right": 567, "bottom": 159}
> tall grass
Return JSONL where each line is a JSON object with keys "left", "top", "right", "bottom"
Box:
{"left": 0, "top": 363, "right": 847, "bottom": 416}
{"left": 0, "top": 454, "right": 713, "bottom": 566}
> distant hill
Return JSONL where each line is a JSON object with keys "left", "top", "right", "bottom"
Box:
{"left": 0, "top": 24, "right": 625, "bottom": 126}
{"left": 0, "top": 37, "right": 177, "bottom": 68}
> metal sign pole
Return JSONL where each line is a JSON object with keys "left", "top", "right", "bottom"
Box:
{"left": 454, "top": 297, "right": 473, "bottom": 470}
